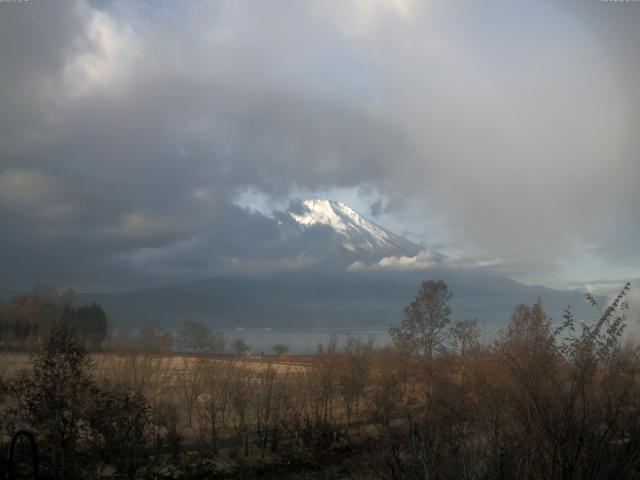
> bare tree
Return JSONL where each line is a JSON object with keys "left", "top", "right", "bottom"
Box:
{"left": 308, "top": 335, "right": 339, "bottom": 424}
{"left": 389, "top": 279, "right": 453, "bottom": 360}
{"left": 88, "top": 386, "right": 150, "bottom": 480}
{"left": 389, "top": 279, "right": 452, "bottom": 398}
{"left": 196, "top": 358, "right": 235, "bottom": 453}
{"left": 271, "top": 343, "right": 289, "bottom": 356}
{"left": 369, "top": 347, "right": 405, "bottom": 426}
{"left": 176, "top": 357, "right": 203, "bottom": 428}
{"left": 231, "top": 337, "right": 251, "bottom": 357}
{"left": 339, "top": 335, "right": 373, "bottom": 431}
{"left": 229, "top": 366, "right": 254, "bottom": 457}
{"left": 254, "top": 365, "right": 293, "bottom": 452}
{"left": 177, "top": 320, "right": 225, "bottom": 355}
{"left": 451, "top": 318, "right": 481, "bottom": 357}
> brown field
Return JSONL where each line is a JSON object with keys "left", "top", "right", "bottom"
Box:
{"left": 1, "top": 350, "right": 310, "bottom": 380}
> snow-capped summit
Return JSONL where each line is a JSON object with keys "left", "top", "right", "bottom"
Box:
{"left": 287, "top": 199, "right": 422, "bottom": 258}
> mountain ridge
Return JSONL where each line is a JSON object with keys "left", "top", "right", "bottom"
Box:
{"left": 66, "top": 200, "right": 608, "bottom": 331}
{"left": 78, "top": 267, "right": 603, "bottom": 331}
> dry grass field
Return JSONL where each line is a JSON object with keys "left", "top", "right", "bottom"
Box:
{"left": 1, "top": 350, "right": 310, "bottom": 380}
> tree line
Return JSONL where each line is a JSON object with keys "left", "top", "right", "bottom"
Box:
{"left": 0, "top": 287, "right": 108, "bottom": 350}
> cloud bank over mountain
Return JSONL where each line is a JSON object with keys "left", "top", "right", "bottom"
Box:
{"left": 0, "top": 1, "right": 639, "bottom": 292}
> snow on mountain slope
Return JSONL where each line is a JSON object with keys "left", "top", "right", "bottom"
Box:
{"left": 288, "top": 199, "right": 423, "bottom": 258}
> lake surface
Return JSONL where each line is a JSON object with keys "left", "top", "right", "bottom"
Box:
{"left": 219, "top": 326, "right": 391, "bottom": 354}
{"left": 218, "top": 324, "right": 503, "bottom": 354}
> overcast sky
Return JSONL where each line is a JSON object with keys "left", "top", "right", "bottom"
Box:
{"left": 0, "top": 0, "right": 639, "bottom": 294}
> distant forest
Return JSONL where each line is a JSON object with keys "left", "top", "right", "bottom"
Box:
{"left": 0, "top": 287, "right": 108, "bottom": 350}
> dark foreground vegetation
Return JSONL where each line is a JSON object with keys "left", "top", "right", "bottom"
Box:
{"left": 0, "top": 280, "right": 638, "bottom": 479}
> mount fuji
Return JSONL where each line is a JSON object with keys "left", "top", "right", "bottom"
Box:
{"left": 273, "top": 199, "right": 444, "bottom": 271}
{"left": 80, "top": 200, "right": 602, "bottom": 332}
{"left": 286, "top": 199, "right": 422, "bottom": 258}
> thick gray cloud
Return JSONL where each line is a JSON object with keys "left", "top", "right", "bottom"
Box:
{"left": 0, "top": 0, "right": 639, "bottom": 292}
